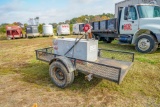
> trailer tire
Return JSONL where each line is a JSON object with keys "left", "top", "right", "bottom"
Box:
{"left": 135, "top": 34, "right": 158, "bottom": 53}
{"left": 49, "top": 61, "right": 74, "bottom": 88}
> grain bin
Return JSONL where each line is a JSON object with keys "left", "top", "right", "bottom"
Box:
{"left": 26, "top": 25, "right": 40, "bottom": 38}
{"left": 43, "top": 24, "right": 53, "bottom": 36}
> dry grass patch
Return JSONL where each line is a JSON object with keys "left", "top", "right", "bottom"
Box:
{"left": 0, "top": 36, "right": 160, "bottom": 107}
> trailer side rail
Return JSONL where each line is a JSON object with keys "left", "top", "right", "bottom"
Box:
{"left": 35, "top": 47, "right": 134, "bottom": 84}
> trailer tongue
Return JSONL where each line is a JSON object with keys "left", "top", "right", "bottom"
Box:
{"left": 35, "top": 26, "right": 134, "bottom": 88}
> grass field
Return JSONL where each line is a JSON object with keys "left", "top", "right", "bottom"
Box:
{"left": 0, "top": 34, "right": 160, "bottom": 107}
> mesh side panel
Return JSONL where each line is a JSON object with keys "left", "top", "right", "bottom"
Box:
{"left": 37, "top": 48, "right": 54, "bottom": 62}
{"left": 76, "top": 60, "right": 120, "bottom": 82}
{"left": 99, "top": 49, "right": 134, "bottom": 62}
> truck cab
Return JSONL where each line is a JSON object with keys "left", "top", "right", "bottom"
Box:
{"left": 118, "top": 4, "right": 160, "bottom": 53}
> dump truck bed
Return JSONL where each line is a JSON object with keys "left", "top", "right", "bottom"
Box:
{"left": 35, "top": 47, "right": 134, "bottom": 84}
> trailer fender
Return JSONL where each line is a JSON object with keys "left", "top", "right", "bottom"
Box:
{"left": 49, "top": 56, "right": 76, "bottom": 73}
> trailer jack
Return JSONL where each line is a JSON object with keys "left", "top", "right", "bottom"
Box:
{"left": 85, "top": 74, "right": 93, "bottom": 81}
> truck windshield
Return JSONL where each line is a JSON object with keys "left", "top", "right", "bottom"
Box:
{"left": 137, "top": 5, "right": 160, "bottom": 18}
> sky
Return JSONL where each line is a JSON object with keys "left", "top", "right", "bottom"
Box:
{"left": 0, "top": 0, "right": 123, "bottom": 24}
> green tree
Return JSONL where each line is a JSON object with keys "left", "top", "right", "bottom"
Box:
{"left": 0, "top": 24, "right": 6, "bottom": 34}
{"left": 70, "top": 24, "right": 73, "bottom": 33}
{"left": 52, "top": 23, "right": 58, "bottom": 28}
{"left": 38, "top": 24, "right": 43, "bottom": 34}
{"left": 65, "top": 20, "right": 70, "bottom": 24}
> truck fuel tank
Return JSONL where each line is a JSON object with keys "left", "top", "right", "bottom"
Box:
{"left": 119, "top": 35, "right": 132, "bottom": 44}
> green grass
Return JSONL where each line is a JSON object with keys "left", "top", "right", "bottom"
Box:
{"left": 0, "top": 36, "right": 160, "bottom": 106}
{"left": 0, "top": 33, "right": 7, "bottom": 40}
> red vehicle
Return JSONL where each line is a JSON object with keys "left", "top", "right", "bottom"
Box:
{"left": 6, "top": 25, "right": 23, "bottom": 40}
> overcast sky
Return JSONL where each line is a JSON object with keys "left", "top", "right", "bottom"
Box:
{"left": 0, "top": 0, "right": 122, "bottom": 24}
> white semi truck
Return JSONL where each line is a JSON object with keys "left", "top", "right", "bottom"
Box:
{"left": 89, "top": 3, "right": 160, "bottom": 53}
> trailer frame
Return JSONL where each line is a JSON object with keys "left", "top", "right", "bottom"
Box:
{"left": 35, "top": 47, "right": 134, "bottom": 88}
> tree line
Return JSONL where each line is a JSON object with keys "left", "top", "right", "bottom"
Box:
{"left": 0, "top": 13, "right": 114, "bottom": 34}
{"left": 50, "top": 13, "right": 114, "bottom": 28}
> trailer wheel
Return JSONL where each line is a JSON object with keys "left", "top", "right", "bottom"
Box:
{"left": 49, "top": 61, "right": 74, "bottom": 88}
{"left": 135, "top": 34, "right": 158, "bottom": 53}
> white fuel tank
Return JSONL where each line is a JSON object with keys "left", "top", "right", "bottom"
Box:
{"left": 53, "top": 38, "right": 98, "bottom": 62}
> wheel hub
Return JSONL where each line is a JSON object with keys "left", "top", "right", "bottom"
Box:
{"left": 55, "top": 68, "right": 65, "bottom": 80}
{"left": 138, "top": 38, "right": 151, "bottom": 51}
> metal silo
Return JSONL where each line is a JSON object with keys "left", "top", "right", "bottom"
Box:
{"left": 42, "top": 24, "right": 53, "bottom": 36}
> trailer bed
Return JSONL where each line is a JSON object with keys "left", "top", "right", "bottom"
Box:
{"left": 35, "top": 47, "right": 134, "bottom": 84}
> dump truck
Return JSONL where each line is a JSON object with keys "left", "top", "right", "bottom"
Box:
{"left": 79, "top": 2, "right": 160, "bottom": 53}
{"left": 6, "top": 25, "right": 23, "bottom": 40}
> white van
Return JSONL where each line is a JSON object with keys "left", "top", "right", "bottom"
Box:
{"left": 57, "top": 24, "right": 70, "bottom": 35}
{"left": 73, "top": 23, "right": 85, "bottom": 35}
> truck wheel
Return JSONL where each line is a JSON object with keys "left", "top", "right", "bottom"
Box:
{"left": 49, "top": 61, "right": 74, "bottom": 88}
{"left": 135, "top": 34, "right": 158, "bottom": 53}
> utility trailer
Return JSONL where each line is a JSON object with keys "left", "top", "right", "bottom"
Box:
{"left": 26, "top": 25, "right": 40, "bottom": 38}
{"left": 35, "top": 47, "right": 134, "bottom": 88}
{"left": 57, "top": 24, "right": 70, "bottom": 36}
{"left": 6, "top": 25, "right": 23, "bottom": 40}
{"left": 73, "top": 23, "right": 85, "bottom": 35}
